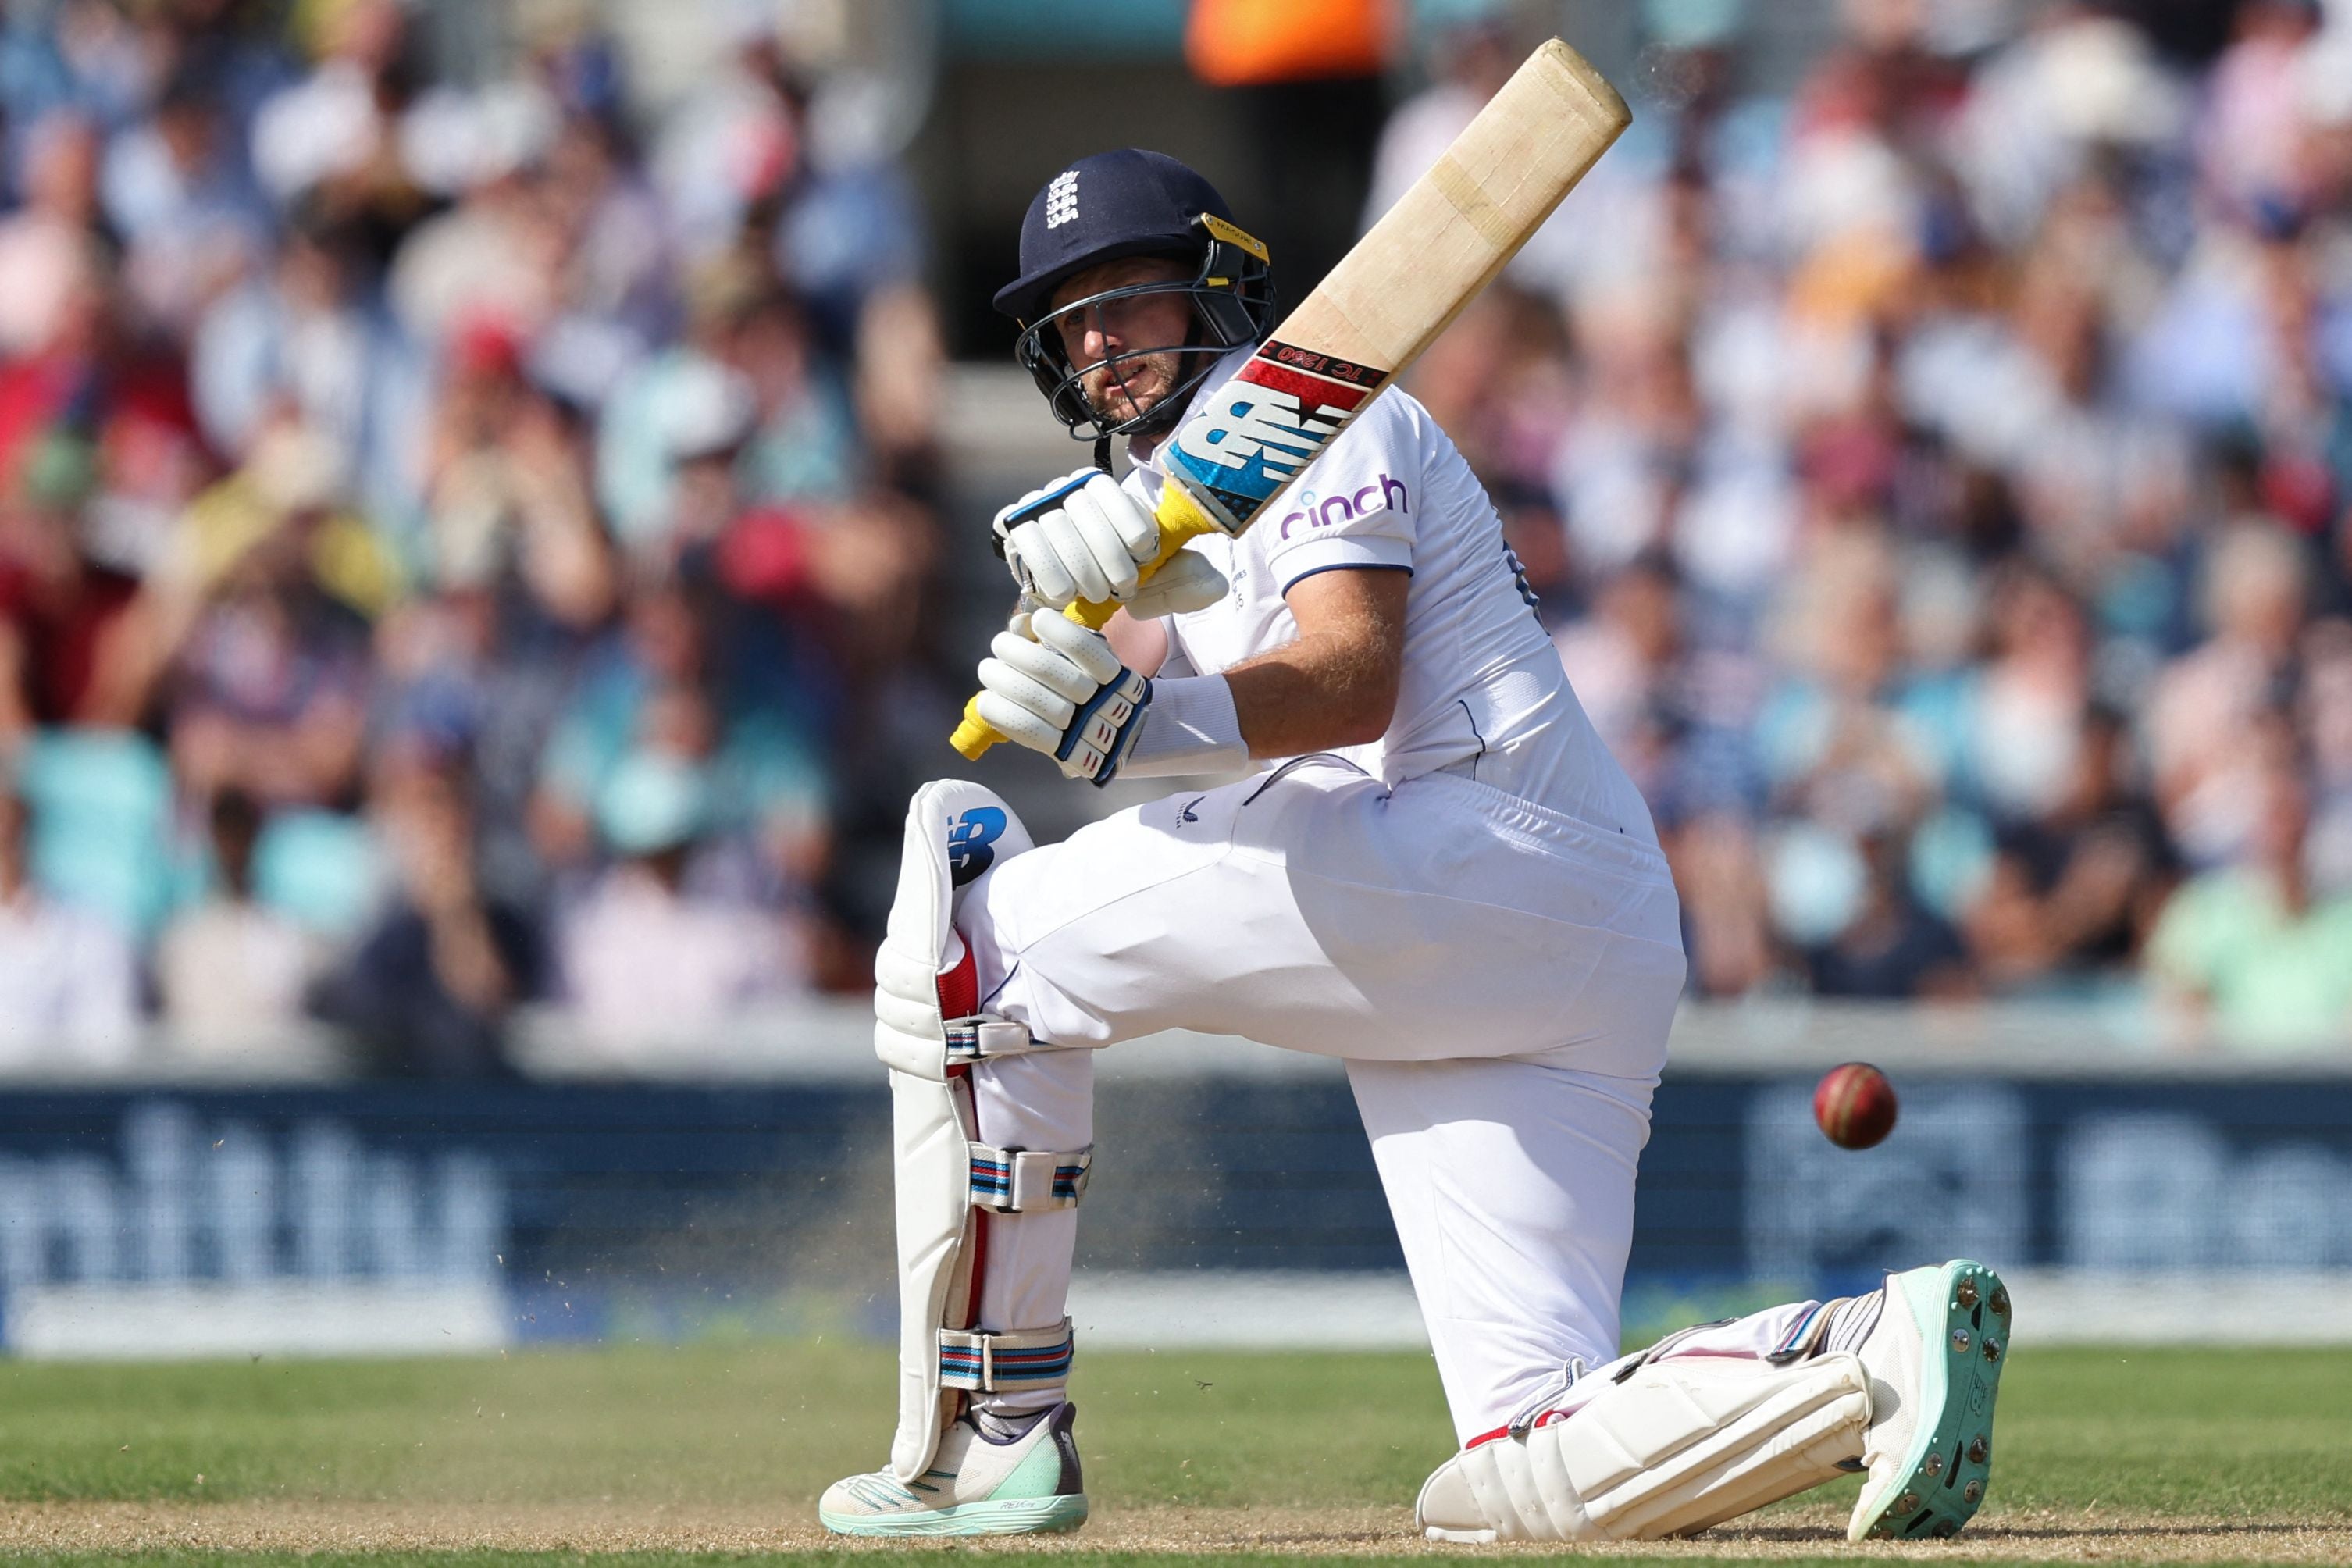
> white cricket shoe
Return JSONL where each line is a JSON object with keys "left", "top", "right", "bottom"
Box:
{"left": 818, "top": 1402, "right": 1088, "bottom": 1538}
{"left": 1847, "top": 1259, "right": 2012, "bottom": 1541}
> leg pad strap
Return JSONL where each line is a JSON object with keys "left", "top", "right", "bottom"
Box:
{"left": 946, "top": 1014, "right": 1052, "bottom": 1064}
{"left": 969, "top": 1144, "right": 1092, "bottom": 1213}
{"left": 939, "top": 1317, "right": 1075, "bottom": 1391}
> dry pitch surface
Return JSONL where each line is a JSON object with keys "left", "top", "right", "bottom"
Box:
{"left": 0, "top": 1342, "right": 2339, "bottom": 1566}
{"left": 3, "top": 1500, "right": 2350, "bottom": 1563}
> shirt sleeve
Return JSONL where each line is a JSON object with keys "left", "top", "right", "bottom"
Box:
{"left": 1258, "top": 392, "right": 1422, "bottom": 593}
{"left": 1154, "top": 631, "right": 1199, "bottom": 679}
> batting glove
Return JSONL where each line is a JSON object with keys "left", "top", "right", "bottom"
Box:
{"left": 994, "top": 469, "right": 1164, "bottom": 610}
{"left": 997, "top": 541, "right": 1226, "bottom": 641}
{"left": 1123, "top": 547, "right": 1231, "bottom": 619}
{"left": 975, "top": 609, "right": 1152, "bottom": 786}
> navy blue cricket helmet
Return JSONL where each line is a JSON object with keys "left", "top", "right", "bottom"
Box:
{"left": 995, "top": 149, "right": 1275, "bottom": 445}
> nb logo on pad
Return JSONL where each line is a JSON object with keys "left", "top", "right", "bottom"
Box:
{"left": 946, "top": 807, "right": 1007, "bottom": 885}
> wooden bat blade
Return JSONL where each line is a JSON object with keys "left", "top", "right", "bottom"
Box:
{"left": 1159, "top": 38, "right": 1627, "bottom": 541}
{"left": 950, "top": 39, "right": 1628, "bottom": 761}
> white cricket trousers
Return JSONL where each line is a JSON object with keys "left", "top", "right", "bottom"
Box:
{"left": 956, "top": 757, "right": 1686, "bottom": 1442}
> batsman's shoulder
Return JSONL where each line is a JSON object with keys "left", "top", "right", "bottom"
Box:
{"left": 1357, "top": 377, "right": 1433, "bottom": 437}
{"left": 1315, "top": 380, "right": 1431, "bottom": 476}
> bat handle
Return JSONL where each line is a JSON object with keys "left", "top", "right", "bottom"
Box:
{"left": 948, "top": 482, "right": 1224, "bottom": 760}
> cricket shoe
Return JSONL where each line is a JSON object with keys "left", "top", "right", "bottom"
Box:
{"left": 818, "top": 1401, "right": 1087, "bottom": 1537}
{"left": 1845, "top": 1260, "right": 2012, "bottom": 1541}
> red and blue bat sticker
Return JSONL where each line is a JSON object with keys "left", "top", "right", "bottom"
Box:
{"left": 1164, "top": 340, "right": 1382, "bottom": 535}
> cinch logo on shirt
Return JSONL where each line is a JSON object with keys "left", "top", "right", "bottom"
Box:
{"left": 1278, "top": 474, "right": 1409, "bottom": 539}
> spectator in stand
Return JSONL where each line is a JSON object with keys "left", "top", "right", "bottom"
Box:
{"left": 528, "top": 109, "right": 677, "bottom": 410}
{"left": 387, "top": 77, "right": 561, "bottom": 360}
{"left": 309, "top": 753, "right": 539, "bottom": 1079}
{"left": 417, "top": 319, "right": 615, "bottom": 613}
{"left": 189, "top": 204, "right": 428, "bottom": 525}
{"left": 102, "top": 66, "right": 271, "bottom": 340}
{"left": 1673, "top": 811, "right": 1782, "bottom": 998}
{"left": 1963, "top": 704, "right": 2178, "bottom": 992}
{"left": 646, "top": 12, "right": 804, "bottom": 265}
{"left": 0, "top": 433, "right": 148, "bottom": 741}
{"left": 1804, "top": 829, "right": 1974, "bottom": 1000}
{"left": 531, "top": 569, "right": 829, "bottom": 897}
{"left": 553, "top": 749, "right": 800, "bottom": 1063}
{"left": 1556, "top": 547, "right": 1686, "bottom": 807}
{"left": 0, "top": 784, "right": 136, "bottom": 1070}
{"left": 2148, "top": 524, "right": 2311, "bottom": 868}
{"left": 596, "top": 240, "right": 900, "bottom": 536}
{"left": 164, "top": 458, "right": 374, "bottom": 811}
{"left": 247, "top": 0, "right": 417, "bottom": 220}
{"left": 154, "top": 786, "right": 322, "bottom": 1053}
{"left": 732, "top": 283, "right": 858, "bottom": 509}
{"left": 2148, "top": 739, "right": 2352, "bottom": 1049}
{"left": 0, "top": 112, "right": 102, "bottom": 363}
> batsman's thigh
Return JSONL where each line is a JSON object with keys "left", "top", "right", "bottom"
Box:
{"left": 954, "top": 776, "right": 1327, "bottom": 1046}
{"left": 961, "top": 761, "right": 1686, "bottom": 1064}
{"left": 1228, "top": 764, "right": 1687, "bottom": 1067}
{"left": 1351, "top": 1054, "right": 1655, "bottom": 1438}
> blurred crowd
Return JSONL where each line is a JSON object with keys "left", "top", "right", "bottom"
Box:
{"left": 7, "top": 0, "right": 2352, "bottom": 1077}
{"left": 0, "top": 0, "right": 947, "bottom": 1076}
{"left": 1398, "top": 0, "right": 2352, "bottom": 1047}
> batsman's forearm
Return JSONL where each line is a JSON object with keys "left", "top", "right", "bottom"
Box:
{"left": 1222, "top": 629, "right": 1402, "bottom": 757}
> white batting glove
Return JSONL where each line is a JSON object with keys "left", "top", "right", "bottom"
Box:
{"left": 1121, "top": 546, "right": 1229, "bottom": 619}
{"left": 975, "top": 609, "right": 1152, "bottom": 786}
{"left": 994, "top": 469, "right": 1162, "bottom": 609}
{"left": 1007, "top": 547, "right": 1226, "bottom": 628}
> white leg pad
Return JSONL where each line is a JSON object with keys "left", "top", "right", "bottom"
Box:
{"left": 1417, "top": 1352, "right": 1872, "bottom": 1542}
{"left": 876, "top": 780, "right": 1090, "bottom": 1484}
{"left": 873, "top": 779, "right": 1033, "bottom": 1084}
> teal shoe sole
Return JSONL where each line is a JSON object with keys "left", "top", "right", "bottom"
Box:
{"left": 1851, "top": 1260, "right": 2010, "bottom": 1541}
{"left": 820, "top": 1492, "right": 1089, "bottom": 1538}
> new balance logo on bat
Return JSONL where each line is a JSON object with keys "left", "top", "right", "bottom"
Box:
{"left": 1160, "top": 346, "right": 1380, "bottom": 530}
{"left": 1174, "top": 382, "right": 1345, "bottom": 479}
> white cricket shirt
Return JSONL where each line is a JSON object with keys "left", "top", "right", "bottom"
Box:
{"left": 1125, "top": 347, "right": 1659, "bottom": 844}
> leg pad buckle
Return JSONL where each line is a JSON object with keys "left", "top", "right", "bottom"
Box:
{"left": 939, "top": 1318, "right": 1074, "bottom": 1392}
{"left": 970, "top": 1144, "right": 1092, "bottom": 1213}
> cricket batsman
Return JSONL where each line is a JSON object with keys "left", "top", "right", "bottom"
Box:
{"left": 818, "top": 150, "right": 2010, "bottom": 1544}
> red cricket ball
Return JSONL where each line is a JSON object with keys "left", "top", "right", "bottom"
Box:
{"left": 1813, "top": 1061, "right": 1898, "bottom": 1149}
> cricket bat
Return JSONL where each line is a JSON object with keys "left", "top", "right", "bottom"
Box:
{"left": 950, "top": 37, "right": 1630, "bottom": 760}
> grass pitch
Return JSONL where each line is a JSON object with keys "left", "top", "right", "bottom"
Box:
{"left": 0, "top": 1342, "right": 2342, "bottom": 1566}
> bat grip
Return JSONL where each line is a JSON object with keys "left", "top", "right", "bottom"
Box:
{"left": 949, "top": 483, "right": 1222, "bottom": 760}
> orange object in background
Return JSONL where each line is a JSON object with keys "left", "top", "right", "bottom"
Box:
{"left": 1186, "top": 0, "right": 1395, "bottom": 85}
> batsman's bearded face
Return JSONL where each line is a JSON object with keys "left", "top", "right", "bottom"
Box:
{"left": 1049, "top": 258, "right": 1195, "bottom": 426}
